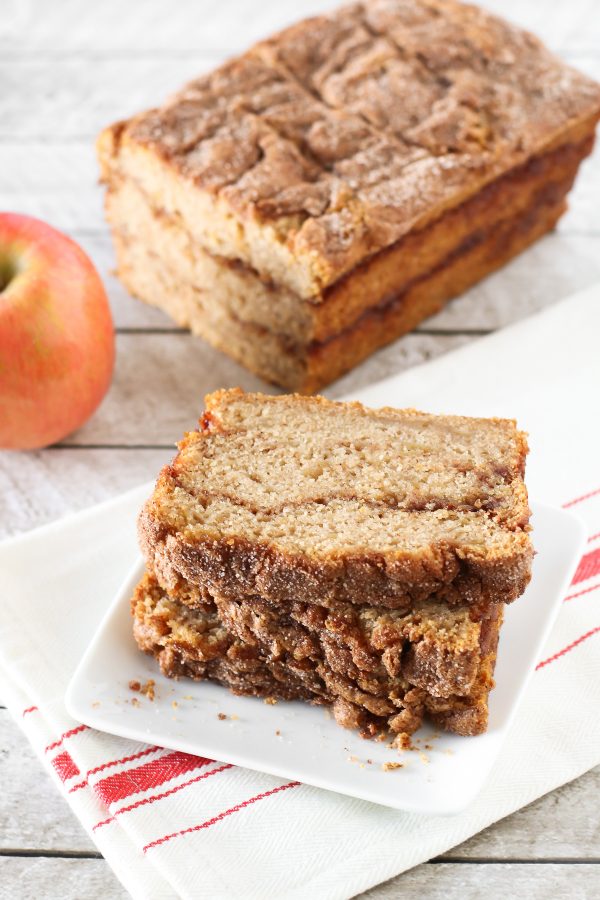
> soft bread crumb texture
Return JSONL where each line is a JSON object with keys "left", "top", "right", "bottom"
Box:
{"left": 140, "top": 390, "right": 533, "bottom": 609}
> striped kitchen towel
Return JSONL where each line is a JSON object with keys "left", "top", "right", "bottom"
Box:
{"left": 1, "top": 283, "right": 599, "bottom": 900}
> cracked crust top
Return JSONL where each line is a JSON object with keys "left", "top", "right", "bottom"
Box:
{"left": 98, "top": 0, "right": 600, "bottom": 294}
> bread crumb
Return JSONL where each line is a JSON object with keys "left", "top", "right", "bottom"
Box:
{"left": 391, "top": 733, "right": 412, "bottom": 751}
{"left": 230, "top": 714, "right": 239, "bottom": 721}
{"left": 217, "top": 712, "right": 227, "bottom": 721}
{"left": 172, "top": 701, "right": 178, "bottom": 709}
{"left": 264, "top": 697, "right": 278, "bottom": 705}
{"left": 139, "top": 679, "right": 155, "bottom": 701}
{"left": 382, "top": 762, "right": 403, "bottom": 771}
{"left": 418, "top": 751, "right": 430, "bottom": 764}
{"left": 91, "top": 701, "right": 101, "bottom": 709}
{"left": 130, "top": 697, "right": 141, "bottom": 708}
{"left": 275, "top": 729, "right": 281, "bottom": 736}
{"left": 128, "top": 680, "right": 141, "bottom": 692}
{"left": 183, "top": 695, "right": 193, "bottom": 701}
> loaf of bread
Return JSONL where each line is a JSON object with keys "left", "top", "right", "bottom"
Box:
{"left": 98, "top": 0, "right": 600, "bottom": 390}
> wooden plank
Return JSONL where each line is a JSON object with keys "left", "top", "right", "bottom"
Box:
{"left": 2, "top": 55, "right": 598, "bottom": 142}
{"left": 2, "top": 139, "right": 598, "bottom": 236}
{"left": 0, "top": 857, "right": 600, "bottom": 900}
{"left": 0, "top": 855, "right": 599, "bottom": 900}
{"left": 442, "top": 766, "right": 600, "bottom": 860}
{"left": 362, "top": 862, "right": 600, "bottom": 899}
{"left": 0, "top": 711, "right": 96, "bottom": 853}
{"left": 0, "top": 144, "right": 103, "bottom": 233}
{"left": 0, "top": 448, "right": 169, "bottom": 541}
{"left": 4, "top": 0, "right": 600, "bottom": 57}
{"left": 0, "top": 57, "right": 215, "bottom": 141}
{"left": 0, "top": 857, "right": 128, "bottom": 900}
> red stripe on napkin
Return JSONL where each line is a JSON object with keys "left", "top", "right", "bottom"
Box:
{"left": 564, "top": 583, "right": 600, "bottom": 603}
{"left": 563, "top": 485, "right": 600, "bottom": 508}
{"left": 94, "top": 763, "right": 233, "bottom": 831}
{"left": 22, "top": 706, "right": 37, "bottom": 717}
{"left": 95, "top": 751, "right": 215, "bottom": 806}
{"left": 536, "top": 625, "right": 600, "bottom": 670}
{"left": 69, "top": 779, "right": 88, "bottom": 794}
{"left": 52, "top": 751, "right": 81, "bottom": 782}
{"left": 45, "top": 724, "right": 88, "bottom": 753}
{"left": 143, "top": 780, "right": 301, "bottom": 852}
{"left": 572, "top": 547, "right": 600, "bottom": 585}
{"left": 69, "top": 747, "right": 163, "bottom": 794}
{"left": 88, "top": 745, "right": 160, "bottom": 779}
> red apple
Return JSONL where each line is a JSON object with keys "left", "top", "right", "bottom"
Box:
{"left": 0, "top": 213, "right": 115, "bottom": 449}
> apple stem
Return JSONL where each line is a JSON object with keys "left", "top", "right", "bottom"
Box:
{"left": 0, "top": 256, "right": 17, "bottom": 293}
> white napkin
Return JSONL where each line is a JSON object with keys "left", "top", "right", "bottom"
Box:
{"left": 1, "top": 283, "right": 600, "bottom": 900}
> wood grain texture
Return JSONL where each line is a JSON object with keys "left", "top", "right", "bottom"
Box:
{"left": 0, "top": 711, "right": 96, "bottom": 853}
{"left": 0, "top": 449, "right": 168, "bottom": 540}
{"left": 0, "top": 858, "right": 128, "bottom": 900}
{"left": 2, "top": 0, "right": 600, "bottom": 56}
{"left": 1, "top": 0, "right": 600, "bottom": 897}
{"left": 358, "top": 863, "right": 600, "bottom": 899}
{"left": 0, "top": 858, "right": 598, "bottom": 900}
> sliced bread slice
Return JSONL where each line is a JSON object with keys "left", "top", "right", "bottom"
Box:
{"left": 139, "top": 389, "right": 532, "bottom": 610}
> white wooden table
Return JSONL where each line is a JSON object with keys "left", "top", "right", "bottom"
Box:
{"left": 1, "top": 1, "right": 599, "bottom": 897}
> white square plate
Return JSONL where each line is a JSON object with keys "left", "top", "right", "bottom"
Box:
{"left": 66, "top": 501, "right": 585, "bottom": 815}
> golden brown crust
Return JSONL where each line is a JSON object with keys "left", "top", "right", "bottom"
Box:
{"left": 98, "top": 0, "right": 600, "bottom": 295}
{"left": 141, "top": 509, "right": 532, "bottom": 611}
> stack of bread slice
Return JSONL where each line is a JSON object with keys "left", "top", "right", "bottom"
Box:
{"left": 132, "top": 390, "right": 533, "bottom": 745}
